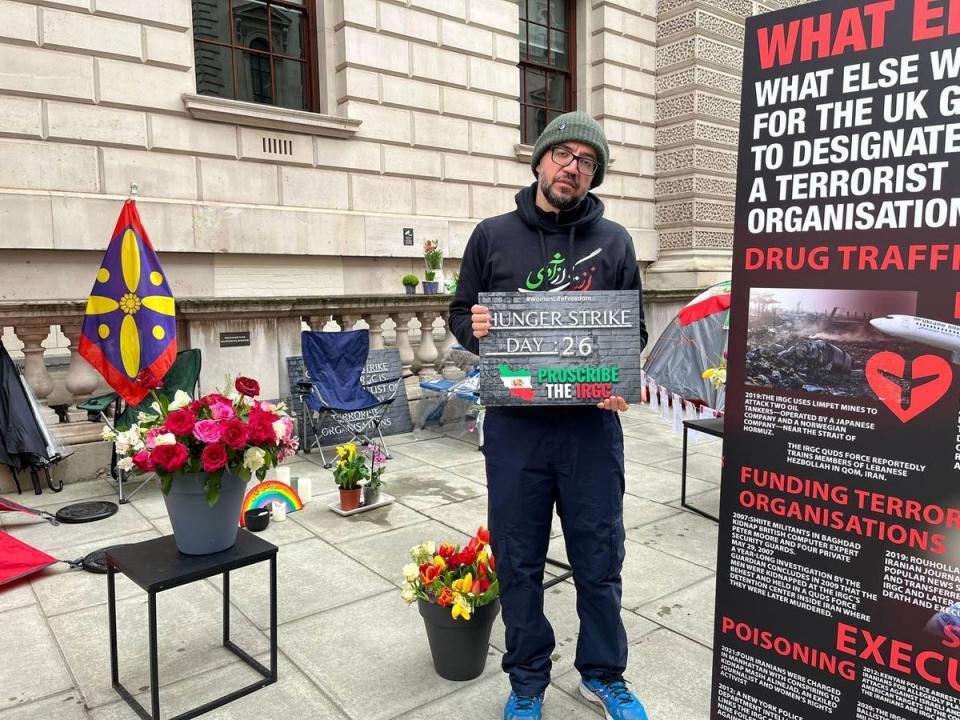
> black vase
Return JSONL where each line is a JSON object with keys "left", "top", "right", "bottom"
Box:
{"left": 418, "top": 598, "right": 500, "bottom": 681}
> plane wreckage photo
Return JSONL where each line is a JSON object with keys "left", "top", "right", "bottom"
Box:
{"left": 745, "top": 288, "right": 933, "bottom": 397}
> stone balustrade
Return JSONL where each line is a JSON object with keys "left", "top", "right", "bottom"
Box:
{"left": 0, "top": 294, "right": 462, "bottom": 446}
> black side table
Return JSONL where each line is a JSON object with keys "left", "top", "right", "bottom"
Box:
{"left": 681, "top": 417, "right": 724, "bottom": 523}
{"left": 106, "top": 530, "right": 278, "bottom": 720}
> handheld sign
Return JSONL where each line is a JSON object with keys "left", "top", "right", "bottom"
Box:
{"left": 478, "top": 290, "right": 642, "bottom": 406}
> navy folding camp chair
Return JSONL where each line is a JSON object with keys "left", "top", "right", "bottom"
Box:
{"left": 297, "top": 330, "right": 406, "bottom": 468}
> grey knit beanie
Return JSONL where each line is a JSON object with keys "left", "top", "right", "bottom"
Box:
{"left": 530, "top": 111, "right": 608, "bottom": 189}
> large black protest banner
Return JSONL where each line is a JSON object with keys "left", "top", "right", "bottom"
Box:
{"left": 714, "top": 2, "right": 960, "bottom": 718}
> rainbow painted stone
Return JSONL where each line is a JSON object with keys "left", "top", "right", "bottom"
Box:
{"left": 239, "top": 481, "right": 303, "bottom": 527}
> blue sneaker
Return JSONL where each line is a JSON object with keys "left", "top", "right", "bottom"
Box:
{"left": 579, "top": 677, "right": 649, "bottom": 720}
{"left": 503, "top": 691, "right": 544, "bottom": 720}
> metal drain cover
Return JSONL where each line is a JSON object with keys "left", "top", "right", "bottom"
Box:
{"left": 55, "top": 501, "right": 119, "bottom": 524}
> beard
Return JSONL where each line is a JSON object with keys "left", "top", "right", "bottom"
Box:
{"left": 540, "top": 173, "right": 586, "bottom": 211}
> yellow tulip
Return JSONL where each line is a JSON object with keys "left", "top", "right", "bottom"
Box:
{"left": 432, "top": 555, "right": 446, "bottom": 570}
{"left": 477, "top": 550, "right": 489, "bottom": 565}
{"left": 451, "top": 595, "right": 471, "bottom": 621}
{"left": 451, "top": 572, "right": 473, "bottom": 594}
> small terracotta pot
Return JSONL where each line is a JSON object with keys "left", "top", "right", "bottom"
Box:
{"left": 339, "top": 487, "right": 362, "bottom": 512}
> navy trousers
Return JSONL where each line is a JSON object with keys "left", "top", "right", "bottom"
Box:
{"left": 483, "top": 407, "right": 628, "bottom": 696}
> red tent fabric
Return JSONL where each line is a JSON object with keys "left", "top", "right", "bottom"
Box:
{"left": 0, "top": 530, "right": 56, "bottom": 586}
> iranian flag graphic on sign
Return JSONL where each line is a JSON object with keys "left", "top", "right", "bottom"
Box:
{"left": 498, "top": 363, "right": 534, "bottom": 401}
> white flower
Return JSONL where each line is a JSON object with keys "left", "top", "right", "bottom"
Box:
{"left": 168, "top": 390, "right": 192, "bottom": 411}
{"left": 116, "top": 428, "right": 142, "bottom": 450}
{"left": 117, "top": 457, "right": 135, "bottom": 472}
{"left": 424, "top": 541, "right": 436, "bottom": 555}
{"left": 402, "top": 563, "right": 419, "bottom": 582}
{"left": 115, "top": 442, "right": 129, "bottom": 455}
{"left": 151, "top": 401, "right": 162, "bottom": 415}
{"left": 400, "top": 587, "right": 417, "bottom": 604}
{"left": 154, "top": 433, "right": 176, "bottom": 446}
{"left": 101, "top": 426, "right": 117, "bottom": 442}
{"left": 243, "top": 447, "right": 266, "bottom": 472}
{"left": 137, "top": 411, "right": 157, "bottom": 424}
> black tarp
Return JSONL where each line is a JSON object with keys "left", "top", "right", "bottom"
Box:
{"left": 0, "top": 345, "right": 52, "bottom": 470}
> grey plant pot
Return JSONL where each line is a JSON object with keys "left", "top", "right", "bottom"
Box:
{"left": 362, "top": 485, "right": 380, "bottom": 506}
{"left": 422, "top": 281, "right": 440, "bottom": 294}
{"left": 405, "top": 286, "right": 416, "bottom": 295}
{"left": 162, "top": 472, "right": 247, "bottom": 555}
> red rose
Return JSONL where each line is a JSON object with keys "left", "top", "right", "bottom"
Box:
{"left": 235, "top": 376, "right": 260, "bottom": 397}
{"left": 134, "top": 367, "right": 163, "bottom": 389}
{"left": 188, "top": 400, "right": 204, "bottom": 414}
{"left": 247, "top": 414, "right": 276, "bottom": 444}
{"left": 164, "top": 408, "right": 196, "bottom": 437}
{"left": 151, "top": 443, "right": 189, "bottom": 473}
{"left": 200, "top": 443, "right": 228, "bottom": 472}
{"left": 221, "top": 419, "right": 249, "bottom": 450}
{"left": 132, "top": 450, "right": 154, "bottom": 472}
{"left": 201, "top": 393, "right": 231, "bottom": 407}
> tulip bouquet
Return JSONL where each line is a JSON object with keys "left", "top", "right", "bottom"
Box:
{"left": 401, "top": 527, "right": 499, "bottom": 621}
{"left": 103, "top": 373, "right": 298, "bottom": 506}
{"left": 702, "top": 352, "right": 728, "bottom": 388}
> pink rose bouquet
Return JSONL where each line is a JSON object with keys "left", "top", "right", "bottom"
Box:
{"left": 104, "top": 376, "right": 299, "bottom": 505}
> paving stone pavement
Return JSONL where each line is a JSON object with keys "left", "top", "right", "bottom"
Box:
{"left": 0, "top": 403, "right": 722, "bottom": 719}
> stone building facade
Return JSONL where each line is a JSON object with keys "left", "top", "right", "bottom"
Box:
{"left": 0, "top": 0, "right": 808, "bottom": 364}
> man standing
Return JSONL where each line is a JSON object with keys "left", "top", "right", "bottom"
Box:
{"left": 449, "top": 112, "right": 649, "bottom": 720}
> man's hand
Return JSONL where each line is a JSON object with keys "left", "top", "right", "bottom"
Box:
{"left": 471, "top": 304, "right": 491, "bottom": 339}
{"left": 597, "top": 395, "right": 628, "bottom": 412}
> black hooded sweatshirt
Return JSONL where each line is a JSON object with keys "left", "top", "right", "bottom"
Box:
{"left": 450, "top": 183, "right": 648, "bottom": 358}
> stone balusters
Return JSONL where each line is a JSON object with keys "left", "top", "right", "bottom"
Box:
{"left": 305, "top": 314, "right": 330, "bottom": 331}
{"left": 393, "top": 312, "right": 416, "bottom": 377}
{"left": 437, "top": 311, "right": 459, "bottom": 377}
{"left": 339, "top": 314, "right": 361, "bottom": 332}
{"left": 364, "top": 313, "right": 388, "bottom": 350}
{"left": 59, "top": 320, "right": 101, "bottom": 418}
{"left": 13, "top": 323, "right": 59, "bottom": 424}
{"left": 415, "top": 311, "right": 439, "bottom": 378}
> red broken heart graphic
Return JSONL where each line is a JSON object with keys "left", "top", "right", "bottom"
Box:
{"left": 866, "top": 352, "right": 952, "bottom": 423}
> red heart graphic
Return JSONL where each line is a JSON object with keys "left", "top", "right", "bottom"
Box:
{"left": 866, "top": 352, "right": 952, "bottom": 423}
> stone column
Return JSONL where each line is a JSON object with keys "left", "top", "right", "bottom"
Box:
{"left": 364, "top": 313, "right": 388, "bottom": 350}
{"left": 416, "top": 311, "right": 439, "bottom": 378}
{"left": 393, "top": 313, "right": 416, "bottom": 374}
{"left": 59, "top": 320, "right": 100, "bottom": 419}
{"left": 14, "top": 323, "right": 59, "bottom": 424}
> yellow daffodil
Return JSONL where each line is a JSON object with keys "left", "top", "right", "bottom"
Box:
{"left": 451, "top": 573, "right": 473, "bottom": 594}
{"left": 451, "top": 594, "right": 472, "bottom": 620}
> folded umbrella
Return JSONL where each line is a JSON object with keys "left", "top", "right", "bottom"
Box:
{"left": 0, "top": 495, "right": 58, "bottom": 525}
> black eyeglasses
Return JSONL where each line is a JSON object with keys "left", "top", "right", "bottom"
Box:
{"left": 550, "top": 146, "right": 598, "bottom": 176}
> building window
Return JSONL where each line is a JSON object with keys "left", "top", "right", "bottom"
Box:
{"left": 519, "top": 0, "right": 575, "bottom": 144}
{"left": 192, "top": 0, "right": 316, "bottom": 111}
